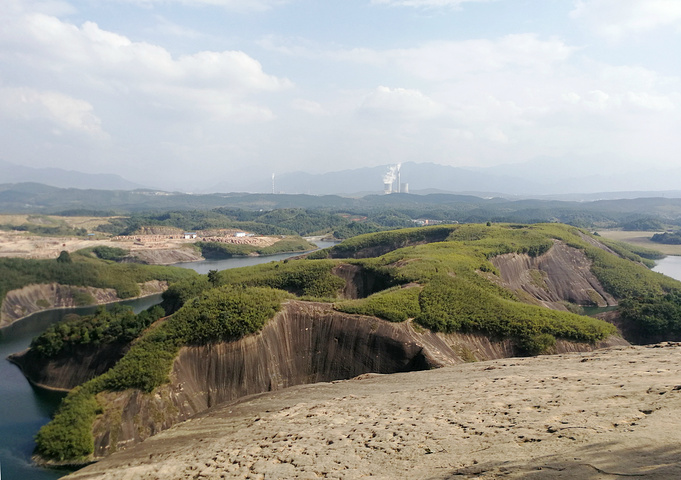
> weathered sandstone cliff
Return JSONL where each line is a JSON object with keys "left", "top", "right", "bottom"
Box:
{"left": 65, "top": 342, "right": 681, "bottom": 480}
{"left": 87, "top": 301, "right": 626, "bottom": 458}
{"left": 10, "top": 342, "right": 128, "bottom": 392}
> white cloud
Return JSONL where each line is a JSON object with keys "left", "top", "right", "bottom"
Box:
{"left": 388, "top": 34, "right": 574, "bottom": 80}
{"left": 291, "top": 98, "right": 326, "bottom": 115}
{"left": 0, "top": 86, "right": 106, "bottom": 137}
{"left": 371, "top": 0, "right": 494, "bottom": 8}
{"left": 358, "top": 86, "right": 443, "bottom": 119}
{"left": 262, "top": 34, "right": 575, "bottom": 80}
{"left": 107, "top": 0, "right": 290, "bottom": 11}
{"left": 571, "top": 0, "right": 681, "bottom": 40}
{"left": 0, "top": 8, "right": 291, "bottom": 122}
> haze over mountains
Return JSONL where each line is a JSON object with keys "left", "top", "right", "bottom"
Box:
{"left": 0, "top": 159, "right": 143, "bottom": 191}
{"left": 2, "top": 158, "right": 680, "bottom": 200}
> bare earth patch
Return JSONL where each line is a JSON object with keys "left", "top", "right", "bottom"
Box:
{"left": 597, "top": 230, "right": 681, "bottom": 256}
{"left": 65, "top": 343, "right": 681, "bottom": 479}
{"left": 0, "top": 231, "right": 276, "bottom": 263}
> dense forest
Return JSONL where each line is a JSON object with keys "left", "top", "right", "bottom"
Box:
{"left": 651, "top": 231, "right": 681, "bottom": 245}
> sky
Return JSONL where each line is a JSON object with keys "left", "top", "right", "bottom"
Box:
{"left": 1, "top": 0, "right": 680, "bottom": 192}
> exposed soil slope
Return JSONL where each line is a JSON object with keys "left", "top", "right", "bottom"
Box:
{"left": 82, "top": 301, "right": 624, "bottom": 459}
{"left": 64, "top": 342, "right": 681, "bottom": 480}
{"left": 491, "top": 241, "right": 617, "bottom": 310}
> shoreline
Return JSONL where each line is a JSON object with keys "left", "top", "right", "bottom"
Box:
{"left": 0, "top": 290, "right": 165, "bottom": 334}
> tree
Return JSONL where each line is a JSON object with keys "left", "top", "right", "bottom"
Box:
{"left": 207, "top": 269, "right": 220, "bottom": 287}
{"left": 57, "top": 250, "right": 72, "bottom": 263}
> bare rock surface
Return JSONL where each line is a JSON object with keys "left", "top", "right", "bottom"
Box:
{"left": 63, "top": 343, "right": 681, "bottom": 480}
{"left": 491, "top": 241, "right": 617, "bottom": 310}
{"left": 130, "top": 248, "right": 203, "bottom": 265}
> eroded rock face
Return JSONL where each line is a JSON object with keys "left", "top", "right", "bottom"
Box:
{"left": 88, "top": 301, "right": 625, "bottom": 458}
{"left": 0, "top": 280, "right": 168, "bottom": 328}
{"left": 9, "top": 342, "right": 128, "bottom": 392}
{"left": 64, "top": 343, "right": 681, "bottom": 480}
{"left": 490, "top": 241, "right": 617, "bottom": 310}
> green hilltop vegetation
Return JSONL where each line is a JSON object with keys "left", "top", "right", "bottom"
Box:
{"left": 33, "top": 223, "right": 681, "bottom": 462}
{"left": 0, "top": 249, "right": 198, "bottom": 313}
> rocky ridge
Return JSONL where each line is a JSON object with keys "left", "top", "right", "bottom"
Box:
{"left": 64, "top": 342, "right": 681, "bottom": 480}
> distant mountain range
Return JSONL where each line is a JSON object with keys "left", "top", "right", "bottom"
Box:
{"left": 2, "top": 158, "right": 680, "bottom": 200}
{"left": 0, "top": 159, "right": 144, "bottom": 191}
{"left": 212, "top": 161, "right": 681, "bottom": 199}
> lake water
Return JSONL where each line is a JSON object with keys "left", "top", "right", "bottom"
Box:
{"left": 653, "top": 255, "right": 681, "bottom": 280}
{"left": 0, "top": 239, "right": 338, "bottom": 479}
{"left": 0, "top": 294, "right": 163, "bottom": 480}
{"left": 173, "top": 240, "right": 337, "bottom": 274}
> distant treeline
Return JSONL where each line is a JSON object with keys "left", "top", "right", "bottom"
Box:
{"left": 95, "top": 208, "right": 416, "bottom": 239}
{"left": 89, "top": 207, "right": 681, "bottom": 241}
{"left": 651, "top": 231, "right": 681, "bottom": 245}
{"left": 3, "top": 183, "right": 681, "bottom": 233}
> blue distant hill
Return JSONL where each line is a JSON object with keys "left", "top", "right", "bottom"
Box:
{"left": 0, "top": 159, "right": 144, "bottom": 190}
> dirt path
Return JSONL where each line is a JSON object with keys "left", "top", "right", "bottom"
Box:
{"left": 64, "top": 343, "right": 681, "bottom": 479}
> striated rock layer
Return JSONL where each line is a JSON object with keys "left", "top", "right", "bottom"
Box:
{"left": 87, "top": 301, "right": 625, "bottom": 459}
{"left": 491, "top": 241, "right": 617, "bottom": 310}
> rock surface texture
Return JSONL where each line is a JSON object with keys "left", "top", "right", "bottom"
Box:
{"left": 64, "top": 342, "right": 681, "bottom": 479}
{"left": 491, "top": 241, "right": 617, "bottom": 310}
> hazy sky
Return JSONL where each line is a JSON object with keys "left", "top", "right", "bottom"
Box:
{"left": 1, "top": 0, "right": 680, "bottom": 191}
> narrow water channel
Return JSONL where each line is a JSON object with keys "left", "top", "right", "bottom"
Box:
{"left": 0, "top": 240, "right": 336, "bottom": 479}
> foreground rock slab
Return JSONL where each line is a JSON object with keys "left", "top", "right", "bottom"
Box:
{"left": 64, "top": 343, "right": 681, "bottom": 480}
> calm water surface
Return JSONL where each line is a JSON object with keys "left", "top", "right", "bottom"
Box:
{"left": 0, "top": 294, "right": 163, "bottom": 480}
{"left": 173, "top": 240, "right": 337, "bottom": 274}
{"left": 653, "top": 255, "right": 681, "bottom": 280}
{"left": 0, "top": 240, "right": 338, "bottom": 479}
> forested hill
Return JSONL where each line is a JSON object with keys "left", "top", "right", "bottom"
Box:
{"left": 3, "top": 182, "right": 681, "bottom": 233}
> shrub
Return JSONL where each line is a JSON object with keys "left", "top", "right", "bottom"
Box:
{"left": 219, "top": 260, "right": 345, "bottom": 298}
{"left": 335, "top": 286, "right": 421, "bottom": 322}
{"left": 516, "top": 333, "right": 556, "bottom": 356}
{"left": 34, "top": 386, "right": 100, "bottom": 461}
